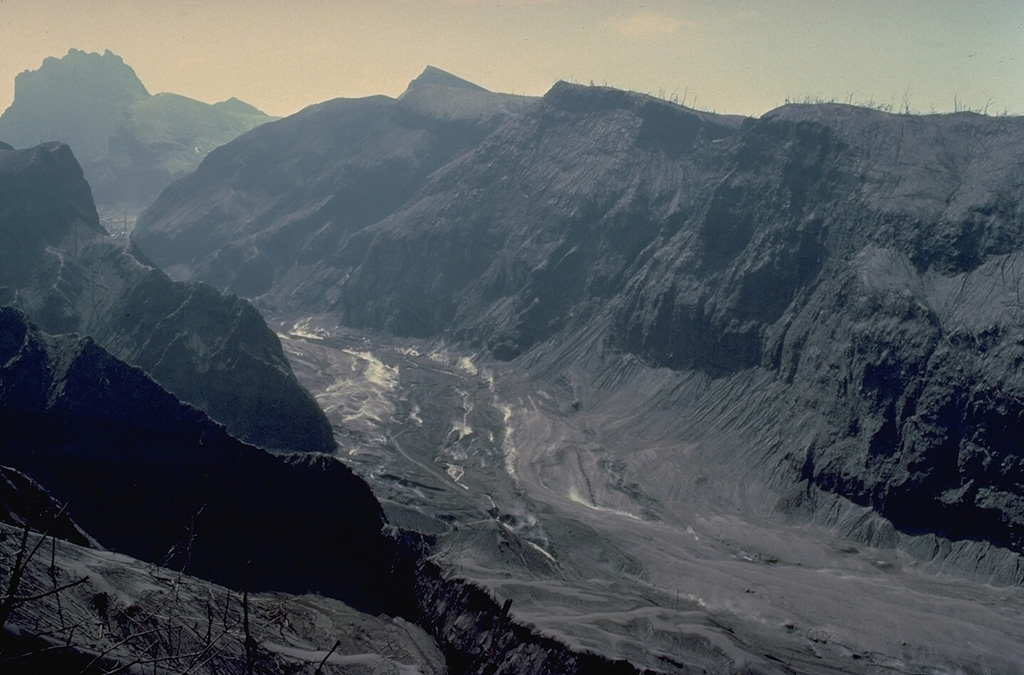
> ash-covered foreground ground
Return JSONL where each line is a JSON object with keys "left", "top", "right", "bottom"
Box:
{"left": 276, "top": 315, "right": 1024, "bottom": 675}
{"left": 1, "top": 521, "right": 445, "bottom": 674}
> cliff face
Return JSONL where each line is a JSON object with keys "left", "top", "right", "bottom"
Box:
{"left": 331, "top": 83, "right": 743, "bottom": 350}
{"left": 132, "top": 79, "right": 1024, "bottom": 561}
{"left": 0, "top": 142, "right": 333, "bottom": 452}
{"left": 0, "top": 307, "right": 394, "bottom": 611}
{"left": 613, "top": 105, "right": 1024, "bottom": 551}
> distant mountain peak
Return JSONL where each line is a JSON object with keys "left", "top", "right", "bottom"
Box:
{"left": 405, "top": 66, "right": 488, "bottom": 93}
{"left": 36, "top": 48, "right": 149, "bottom": 98}
{"left": 214, "top": 96, "right": 269, "bottom": 117}
{"left": 0, "top": 48, "right": 149, "bottom": 160}
{"left": 0, "top": 50, "right": 274, "bottom": 220}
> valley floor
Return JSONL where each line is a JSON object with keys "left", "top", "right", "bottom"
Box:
{"left": 275, "top": 315, "right": 1024, "bottom": 675}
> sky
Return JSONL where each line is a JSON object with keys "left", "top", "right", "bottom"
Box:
{"left": 2, "top": 1, "right": 1022, "bottom": 119}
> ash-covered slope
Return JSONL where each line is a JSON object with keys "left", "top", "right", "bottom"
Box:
{"left": 0, "top": 306, "right": 395, "bottom": 611}
{"left": 133, "top": 66, "right": 535, "bottom": 298}
{"left": 0, "top": 49, "right": 273, "bottom": 226}
{"left": 0, "top": 141, "right": 333, "bottom": 452}
{"left": 612, "top": 103, "right": 1024, "bottom": 553}
{"left": 0, "top": 465, "right": 94, "bottom": 548}
{"left": 0, "top": 522, "right": 447, "bottom": 674}
{"left": 0, "top": 524, "right": 447, "bottom": 675}
{"left": 333, "top": 83, "right": 744, "bottom": 348}
{"left": 133, "top": 79, "right": 1024, "bottom": 565}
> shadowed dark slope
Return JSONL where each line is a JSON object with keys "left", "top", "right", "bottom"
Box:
{"left": 1, "top": 306, "right": 658, "bottom": 674}
{"left": 0, "top": 307, "right": 396, "bottom": 611}
{"left": 0, "top": 141, "right": 333, "bottom": 452}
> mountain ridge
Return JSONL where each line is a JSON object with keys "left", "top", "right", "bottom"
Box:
{"left": 404, "top": 65, "right": 489, "bottom": 93}
{"left": 0, "top": 140, "right": 334, "bottom": 452}
{"left": 132, "top": 79, "right": 1024, "bottom": 564}
{"left": 134, "top": 77, "right": 535, "bottom": 299}
{"left": 0, "top": 305, "right": 398, "bottom": 610}
{"left": 0, "top": 49, "right": 275, "bottom": 229}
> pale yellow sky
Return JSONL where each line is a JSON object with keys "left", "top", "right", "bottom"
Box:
{"left": 2, "top": 1, "right": 1022, "bottom": 118}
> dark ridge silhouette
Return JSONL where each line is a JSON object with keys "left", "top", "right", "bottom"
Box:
{"left": 0, "top": 307, "right": 398, "bottom": 613}
{"left": 0, "top": 141, "right": 333, "bottom": 452}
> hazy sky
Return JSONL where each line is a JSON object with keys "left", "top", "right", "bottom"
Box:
{"left": 2, "top": 1, "right": 1022, "bottom": 118}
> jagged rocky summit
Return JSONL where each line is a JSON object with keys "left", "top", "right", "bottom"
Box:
{"left": 0, "top": 49, "right": 274, "bottom": 227}
{"left": 134, "top": 71, "right": 1024, "bottom": 565}
{"left": 0, "top": 50, "right": 148, "bottom": 160}
{"left": 0, "top": 141, "right": 333, "bottom": 452}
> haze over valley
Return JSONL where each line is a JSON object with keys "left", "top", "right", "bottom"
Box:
{"left": 2, "top": 38, "right": 1024, "bottom": 674}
